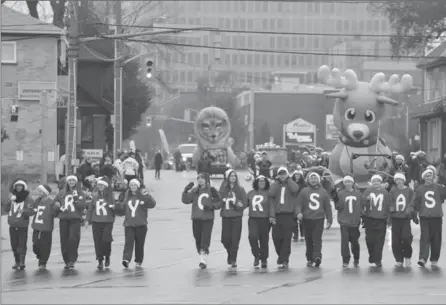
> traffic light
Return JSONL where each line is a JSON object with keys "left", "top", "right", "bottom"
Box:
{"left": 146, "top": 60, "right": 153, "bottom": 79}
{"left": 10, "top": 105, "right": 19, "bottom": 122}
{"left": 146, "top": 116, "right": 152, "bottom": 127}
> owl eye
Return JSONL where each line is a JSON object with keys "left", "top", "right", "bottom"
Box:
{"left": 344, "top": 108, "right": 356, "bottom": 121}
{"left": 365, "top": 110, "right": 376, "bottom": 123}
{"left": 202, "top": 123, "right": 210, "bottom": 129}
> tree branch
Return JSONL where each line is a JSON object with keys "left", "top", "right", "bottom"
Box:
{"left": 26, "top": 0, "right": 39, "bottom": 19}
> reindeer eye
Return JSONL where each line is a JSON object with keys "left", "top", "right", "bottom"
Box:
{"left": 202, "top": 123, "right": 210, "bottom": 129}
{"left": 344, "top": 108, "right": 356, "bottom": 121}
{"left": 365, "top": 110, "right": 376, "bottom": 123}
{"left": 215, "top": 123, "right": 223, "bottom": 128}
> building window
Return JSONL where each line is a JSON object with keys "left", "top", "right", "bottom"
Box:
{"left": 262, "top": 54, "right": 268, "bottom": 66}
{"left": 248, "top": 19, "right": 254, "bottom": 30}
{"left": 1, "top": 42, "right": 17, "bottom": 64}
{"left": 270, "top": 54, "right": 275, "bottom": 66}
{"left": 232, "top": 53, "right": 238, "bottom": 65}
{"left": 299, "top": 37, "right": 305, "bottom": 48}
{"left": 248, "top": 36, "right": 253, "bottom": 47}
{"left": 240, "top": 18, "right": 246, "bottom": 30}
{"left": 277, "top": 19, "right": 283, "bottom": 30}
{"left": 239, "top": 54, "right": 245, "bottom": 65}
{"left": 428, "top": 119, "right": 440, "bottom": 149}
{"left": 277, "top": 54, "right": 283, "bottom": 66}
{"left": 373, "top": 20, "right": 380, "bottom": 32}
{"left": 269, "top": 36, "right": 275, "bottom": 48}
{"left": 292, "top": 37, "right": 297, "bottom": 49}
{"left": 254, "top": 54, "right": 260, "bottom": 65}
{"left": 81, "top": 115, "right": 93, "bottom": 142}
{"left": 187, "top": 71, "right": 193, "bottom": 83}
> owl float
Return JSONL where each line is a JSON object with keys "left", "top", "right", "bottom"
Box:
{"left": 192, "top": 106, "right": 237, "bottom": 166}
{"left": 317, "top": 65, "right": 413, "bottom": 188}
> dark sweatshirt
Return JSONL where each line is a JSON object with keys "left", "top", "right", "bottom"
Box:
{"left": 296, "top": 184, "right": 333, "bottom": 223}
{"left": 219, "top": 182, "right": 247, "bottom": 218}
{"left": 335, "top": 188, "right": 362, "bottom": 227}
{"left": 32, "top": 196, "right": 59, "bottom": 232}
{"left": 86, "top": 189, "right": 116, "bottom": 224}
{"left": 5, "top": 193, "right": 34, "bottom": 228}
{"left": 389, "top": 186, "right": 414, "bottom": 219}
{"left": 413, "top": 183, "right": 445, "bottom": 218}
{"left": 362, "top": 187, "right": 391, "bottom": 220}
{"left": 247, "top": 189, "right": 272, "bottom": 218}
{"left": 269, "top": 178, "right": 299, "bottom": 216}
{"left": 182, "top": 186, "right": 221, "bottom": 220}
{"left": 54, "top": 187, "right": 87, "bottom": 220}
{"left": 115, "top": 191, "right": 156, "bottom": 226}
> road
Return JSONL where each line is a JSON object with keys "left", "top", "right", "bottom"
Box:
{"left": 2, "top": 170, "right": 446, "bottom": 304}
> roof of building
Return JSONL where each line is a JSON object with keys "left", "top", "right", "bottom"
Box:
{"left": 417, "top": 41, "right": 446, "bottom": 69}
{"left": 1, "top": 5, "right": 62, "bottom": 35}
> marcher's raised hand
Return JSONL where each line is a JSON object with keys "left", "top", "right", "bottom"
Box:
{"left": 184, "top": 182, "right": 194, "bottom": 192}
{"left": 412, "top": 216, "right": 419, "bottom": 225}
{"left": 141, "top": 188, "right": 149, "bottom": 196}
{"left": 297, "top": 213, "right": 303, "bottom": 221}
{"left": 269, "top": 217, "right": 276, "bottom": 225}
{"left": 10, "top": 195, "right": 16, "bottom": 201}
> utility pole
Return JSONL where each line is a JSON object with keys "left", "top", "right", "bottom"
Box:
{"left": 66, "top": 1, "right": 79, "bottom": 175}
{"left": 40, "top": 90, "right": 48, "bottom": 184}
{"left": 113, "top": 0, "right": 123, "bottom": 161}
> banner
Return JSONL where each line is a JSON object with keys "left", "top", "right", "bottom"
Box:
{"left": 283, "top": 118, "right": 316, "bottom": 146}
{"left": 326, "top": 115, "right": 340, "bottom": 140}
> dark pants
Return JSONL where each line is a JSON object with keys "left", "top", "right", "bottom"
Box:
{"left": 391, "top": 218, "right": 413, "bottom": 262}
{"left": 32, "top": 230, "right": 52, "bottom": 264}
{"left": 272, "top": 213, "right": 294, "bottom": 264}
{"left": 302, "top": 218, "right": 325, "bottom": 262}
{"left": 248, "top": 217, "right": 271, "bottom": 260}
{"left": 92, "top": 222, "right": 114, "bottom": 260}
{"left": 123, "top": 225, "right": 148, "bottom": 263}
{"left": 340, "top": 226, "right": 360, "bottom": 263}
{"left": 192, "top": 219, "right": 214, "bottom": 254}
{"left": 9, "top": 227, "right": 28, "bottom": 263}
{"left": 221, "top": 217, "right": 243, "bottom": 263}
{"left": 155, "top": 166, "right": 161, "bottom": 179}
{"left": 59, "top": 219, "right": 81, "bottom": 263}
{"left": 363, "top": 217, "right": 387, "bottom": 264}
{"left": 293, "top": 219, "right": 304, "bottom": 239}
{"left": 419, "top": 217, "right": 442, "bottom": 262}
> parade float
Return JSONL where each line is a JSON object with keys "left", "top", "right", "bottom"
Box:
{"left": 317, "top": 65, "right": 413, "bottom": 189}
{"left": 192, "top": 106, "right": 237, "bottom": 175}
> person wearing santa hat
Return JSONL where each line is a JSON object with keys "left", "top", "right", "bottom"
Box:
{"left": 413, "top": 168, "right": 445, "bottom": 268}
{"left": 296, "top": 172, "right": 333, "bottom": 268}
{"left": 31, "top": 184, "right": 58, "bottom": 269}
{"left": 389, "top": 173, "right": 416, "bottom": 268}
{"left": 269, "top": 167, "right": 300, "bottom": 269}
{"left": 387, "top": 155, "right": 410, "bottom": 190}
{"left": 361, "top": 174, "right": 391, "bottom": 268}
{"left": 54, "top": 175, "right": 86, "bottom": 269}
{"left": 219, "top": 169, "right": 247, "bottom": 269}
{"left": 115, "top": 178, "right": 156, "bottom": 269}
{"left": 5, "top": 179, "right": 34, "bottom": 270}
{"left": 291, "top": 170, "right": 307, "bottom": 242}
{"left": 335, "top": 175, "right": 362, "bottom": 268}
{"left": 86, "top": 177, "right": 116, "bottom": 270}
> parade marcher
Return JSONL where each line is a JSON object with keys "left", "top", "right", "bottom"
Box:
{"left": 362, "top": 175, "right": 391, "bottom": 267}
{"left": 290, "top": 170, "right": 306, "bottom": 242}
{"left": 122, "top": 152, "right": 140, "bottom": 182}
{"left": 181, "top": 173, "right": 221, "bottom": 269}
{"left": 86, "top": 177, "right": 116, "bottom": 270}
{"left": 5, "top": 179, "right": 34, "bottom": 270}
{"left": 414, "top": 151, "right": 429, "bottom": 186}
{"left": 114, "top": 152, "right": 127, "bottom": 177}
{"left": 269, "top": 167, "right": 299, "bottom": 269}
{"left": 197, "top": 152, "right": 212, "bottom": 175}
{"left": 76, "top": 156, "right": 96, "bottom": 190}
{"left": 335, "top": 175, "right": 362, "bottom": 268}
{"left": 154, "top": 149, "right": 163, "bottom": 180}
{"left": 257, "top": 152, "right": 272, "bottom": 179}
{"left": 99, "top": 154, "right": 118, "bottom": 180}
{"left": 389, "top": 173, "right": 415, "bottom": 268}
{"left": 437, "top": 153, "right": 446, "bottom": 186}
{"left": 135, "top": 149, "right": 145, "bottom": 181}
{"left": 54, "top": 175, "right": 86, "bottom": 269}
{"left": 296, "top": 172, "right": 333, "bottom": 268}
{"left": 247, "top": 175, "right": 273, "bottom": 268}
{"left": 219, "top": 169, "right": 247, "bottom": 269}
{"left": 413, "top": 168, "right": 445, "bottom": 267}
{"left": 115, "top": 179, "right": 156, "bottom": 268}
{"left": 387, "top": 154, "right": 410, "bottom": 189}
{"left": 32, "top": 184, "right": 58, "bottom": 269}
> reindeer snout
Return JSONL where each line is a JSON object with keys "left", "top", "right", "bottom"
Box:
{"left": 211, "top": 135, "right": 216, "bottom": 139}
{"left": 353, "top": 131, "right": 364, "bottom": 139}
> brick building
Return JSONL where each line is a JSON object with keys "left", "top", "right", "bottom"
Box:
{"left": 1, "top": 7, "right": 61, "bottom": 177}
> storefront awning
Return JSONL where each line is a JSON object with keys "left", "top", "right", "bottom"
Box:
{"left": 411, "top": 98, "right": 446, "bottom": 119}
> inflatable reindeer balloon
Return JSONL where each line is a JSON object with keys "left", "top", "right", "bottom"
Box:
{"left": 317, "top": 65, "right": 413, "bottom": 187}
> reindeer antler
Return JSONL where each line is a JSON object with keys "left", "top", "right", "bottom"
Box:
{"left": 317, "top": 65, "right": 358, "bottom": 90}
{"left": 370, "top": 72, "right": 413, "bottom": 94}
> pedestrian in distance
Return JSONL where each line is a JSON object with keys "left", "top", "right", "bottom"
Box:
{"left": 334, "top": 175, "right": 361, "bottom": 268}
{"left": 181, "top": 173, "right": 221, "bottom": 269}
{"left": 362, "top": 174, "right": 391, "bottom": 268}
{"left": 290, "top": 170, "right": 306, "bottom": 242}
{"left": 154, "top": 150, "right": 163, "bottom": 180}
{"left": 54, "top": 175, "right": 86, "bottom": 270}
{"left": 268, "top": 167, "right": 299, "bottom": 269}
{"left": 4, "top": 179, "right": 34, "bottom": 270}
{"left": 86, "top": 177, "right": 116, "bottom": 270}
{"left": 296, "top": 172, "right": 333, "bottom": 268}
{"left": 31, "top": 184, "right": 58, "bottom": 270}
{"left": 219, "top": 169, "right": 247, "bottom": 269}
{"left": 413, "top": 168, "right": 445, "bottom": 268}
{"left": 389, "top": 173, "right": 415, "bottom": 268}
{"left": 247, "top": 175, "right": 274, "bottom": 268}
{"left": 122, "top": 152, "right": 140, "bottom": 182}
{"left": 115, "top": 178, "right": 156, "bottom": 268}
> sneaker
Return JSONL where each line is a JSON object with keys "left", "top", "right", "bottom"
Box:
{"left": 122, "top": 260, "right": 129, "bottom": 268}
{"left": 417, "top": 259, "right": 426, "bottom": 267}
{"left": 431, "top": 261, "right": 438, "bottom": 267}
{"left": 375, "top": 262, "right": 382, "bottom": 268}
{"left": 368, "top": 257, "right": 374, "bottom": 264}
{"left": 261, "top": 260, "right": 267, "bottom": 268}
{"left": 105, "top": 256, "right": 110, "bottom": 268}
{"left": 282, "top": 262, "right": 289, "bottom": 269}
{"left": 231, "top": 262, "right": 237, "bottom": 268}
{"left": 353, "top": 260, "right": 359, "bottom": 267}
{"left": 314, "top": 257, "right": 321, "bottom": 268}
{"left": 68, "top": 262, "right": 75, "bottom": 269}
{"left": 342, "top": 262, "right": 349, "bottom": 268}
{"left": 97, "top": 260, "right": 104, "bottom": 270}
{"left": 38, "top": 263, "right": 46, "bottom": 270}
{"left": 253, "top": 257, "right": 260, "bottom": 267}
{"left": 12, "top": 262, "right": 19, "bottom": 270}
{"left": 64, "top": 262, "right": 70, "bottom": 270}
{"left": 404, "top": 258, "right": 411, "bottom": 267}
{"left": 300, "top": 237, "right": 305, "bottom": 241}
{"left": 306, "top": 261, "right": 314, "bottom": 267}
{"left": 277, "top": 263, "right": 284, "bottom": 269}
{"left": 394, "top": 262, "right": 403, "bottom": 268}
{"left": 135, "top": 262, "right": 142, "bottom": 268}
{"left": 227, "top": 255, "right": 231, "bottom": 266}
{"left": 293, "top": 236, "right": 298, "bottom": 242}
{"left": 199, "top": 252, "right": 207, "bottom": 269}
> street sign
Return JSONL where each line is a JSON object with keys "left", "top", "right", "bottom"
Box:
{"left": 82, "top": 149, "right": 103, "bottom": 162}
